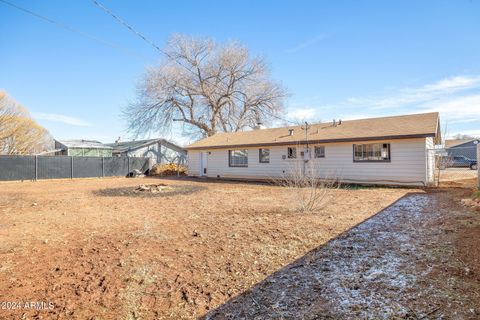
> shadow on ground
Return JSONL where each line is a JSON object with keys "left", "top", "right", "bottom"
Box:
{"left": 202, "top": 189, "right": 480, "bottom": 319}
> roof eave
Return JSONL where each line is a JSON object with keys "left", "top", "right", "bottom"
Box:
{"left": 185, "top": 133, "right": 437, "bottom": 150}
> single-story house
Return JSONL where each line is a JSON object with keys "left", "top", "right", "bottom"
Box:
{"left": 185, "top": 112, "right": 441, "bottom": 186}
{"left": 54, "top": 139, "right": 113, "bottom": 157}
{"left": 445, "top": 139, "right": 479, "bottom": 160}
{"left": 106, "top": 138, "right": 186, "bottom": 165}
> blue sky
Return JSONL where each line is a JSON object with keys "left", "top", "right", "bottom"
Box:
{"left": 1, "top": 0, "right": 480, "bottom": 145}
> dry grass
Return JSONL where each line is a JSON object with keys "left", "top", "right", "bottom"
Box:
{"left": 0, "top": 177, "right": 415, "bottom": 319}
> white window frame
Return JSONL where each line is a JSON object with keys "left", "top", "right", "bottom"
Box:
{"left": 259, "top": 148, "right": 270, "bottom": 163}
{"left": 314, "top": 145, "right": 325, "bottom": 158}
{"left": 353, "top": 143, "right": 391, "bottom": 162}
{"left": 229, "top": 149, "right": 248, "bottom": 167}
{"left": 287, "top": 147, "right": 297, "bottom": 159}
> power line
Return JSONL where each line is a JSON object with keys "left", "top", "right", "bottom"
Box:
{"left": 0, "top": 0, "right": 147, "bottom": 60}
{"left": 91, "top": 0, "right": 298, "bottom": 125}
{"left": 91, "top": 0, "right": 164, "bottom": 54}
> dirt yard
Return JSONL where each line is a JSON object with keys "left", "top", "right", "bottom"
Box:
{"left": 1, "top": 178, "right": 479, "bottom": 319}
{"left": 205, "top": 187, "right": 480, "bottom": 319}
{"left": 0, "top": 177, "right": 414, "bottom": 319}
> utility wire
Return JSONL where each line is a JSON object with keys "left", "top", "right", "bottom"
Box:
{"left": 91, "top": 0, "right": 164, "bottom": 54}
{"left": 91, "top": 0, "right": 298, "bottom": 125}
{"left": 0, "top": 0, "right": 147, "bottom": 60}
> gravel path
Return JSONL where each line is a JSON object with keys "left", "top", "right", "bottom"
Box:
{"left": 205, "top": 190, "right": 480, "bottom": 319}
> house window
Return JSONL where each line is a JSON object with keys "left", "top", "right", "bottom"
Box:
{"left": 259, "top": 148, "right": 270, "bottom": 163}
{"left": 229, "top": 149, "right": 248, "bottom": 167}
{"left": 354, "top": 143, "right": 390, "bottom": 162}
{"left": 287, "top": 147, "right": 296, "bottom": 159}
{"left": 314, "top": 146, "right": 325, "bottom": 158}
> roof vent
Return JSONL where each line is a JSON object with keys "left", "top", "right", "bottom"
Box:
{"left": 253, "top": 122, "right": 266, "bottom": 130}
{"left": 338, "top": 119, "right": 342, "bottom": 125}
{"left": 332, "top": 119, "right": 336, "bottom": 126}
{"left": 288, "top": 129, "right": 294, "bottom": 136}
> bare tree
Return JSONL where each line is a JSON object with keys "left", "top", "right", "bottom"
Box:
{"left": 272, "top": 159, "right": 339, "bottom": 213}
{"left": 124, "top": 34, "right": 287, "bottom": 138}
{"left": 0, "top": 91, "right": 53, "bottom": 155}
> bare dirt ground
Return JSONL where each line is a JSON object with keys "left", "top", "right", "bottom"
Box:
{"left": 0, "top": 178, "right": 479, "bottom": 319}
{"left": 206, "top": 187, "right": 480, "bottom": 319}
{"left": 0, "top": 177, "right": 413, "bottom": 319}
{"left": 438, "top": 167, "right": 477, "bottom": 182}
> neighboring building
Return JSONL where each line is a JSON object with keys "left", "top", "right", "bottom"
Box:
{"left": 444, "top": 139, "right": 473, "bottom": 149}
{"left": 185, "top": 112, "right": 441, "bottom": 186}
{"left": 445, "top": 139, "right": 479, "bottom": 160}
{"left": 54, "top": 139, "right": 113, "bottom": 157}
{"left": 107, "top": 138, "right": 186, "bottom": 165}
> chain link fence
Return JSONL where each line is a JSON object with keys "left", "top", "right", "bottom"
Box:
{"left": 428, "top": 143, "right": 479, "bottom": 187}
{"left": 0, "top": 155, "right": 151, "bottom": 181}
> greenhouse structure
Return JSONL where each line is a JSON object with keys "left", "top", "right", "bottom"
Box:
{"left": 54, "top": 139, "right": 113, "bottom": 157}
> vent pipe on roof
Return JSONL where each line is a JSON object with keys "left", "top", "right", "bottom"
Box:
{"left": 338, "top": 119, "right": 342, "bottom": 125}
{"left": 115, "top": 137, "right": 121, "bottom": 144}
{"left": 253, "top": 122, "right": 266, "bottom": 130}
{"left": 288, "top": 129, "right": 294, "bottom": 136}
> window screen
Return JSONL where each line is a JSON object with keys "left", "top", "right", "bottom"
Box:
{"left": 229, "top": 150, "right": 248, "bottom": 167}
{"left": 354, "top": 143, "right": 390, "bottom": 161}
{"left": 259, "top": 148, "right": 270, "bottom": 163}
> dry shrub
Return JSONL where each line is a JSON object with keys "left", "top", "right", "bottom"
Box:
{"left": 150, "top": 162, "right": 187, "bottom": 176}
{"left": 273, "top": 161, "right": 339, "bottom": 213}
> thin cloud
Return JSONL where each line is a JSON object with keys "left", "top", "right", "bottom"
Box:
{"left": 33, "top": 112, "right": 92, "bottom": 127}
{"left": 448, "top": 129, "right": 480, "bottom": 138}
{"left": 285, "top": 34, "right": 331, "bottom": 54}
{"left": 419, "top": 94, "right": 480, "bottom": 123}
{"left": 286, "top": 75, "right": 480, "bottom": 137}
{"left": 348, "top": 75, "right": 480, "bottom": 109}
{"left": 287, "top": 107, "right": 317, "bottom": 121}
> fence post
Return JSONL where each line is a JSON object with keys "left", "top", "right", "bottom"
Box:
{"left": 34, "top": 155, "right": 38, "bottom": 181}
{"left": 71, "top": 156, "right": 74, "bottom": 179}
{"left": 102, "top": 157, "right": 105, "bottom": 178}
{"left": 477, "top": 144, "right": 479, "bottom": 190}
{"left": 127, "top": 157, "right": 130, "bottom": 175}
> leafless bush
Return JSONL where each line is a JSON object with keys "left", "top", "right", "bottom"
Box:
{"left": 434, "top": 154, "right": 454, "bottom": 186}
{"left": 273, "top": 161, "right": 339, "bottom": 213}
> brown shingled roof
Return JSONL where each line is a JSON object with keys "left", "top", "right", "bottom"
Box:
{"left": 444, "top": 139, "right": 474, "bottom": 148}
{"left": 186, "top": 112, "right": 440, "bottom": 150}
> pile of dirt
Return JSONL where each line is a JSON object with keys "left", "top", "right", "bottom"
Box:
{"left": 94, "top": 181, "right": 205, "bottom": 197}
{"left": 135, "top": 183, "right": 173, "bottom": 193}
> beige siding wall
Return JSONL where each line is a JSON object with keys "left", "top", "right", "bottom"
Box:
{"left": 187, "top": 150, "right": 201, "bottom": 176}
{"left": 187, "top": 138, "right": 429, "bottom": 186}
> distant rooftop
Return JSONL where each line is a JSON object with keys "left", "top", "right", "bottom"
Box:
{"left": 444, "top": 139, "right": 476, "bottom": 148}
{"left": 106, "top": 138, "right": 185, "bottom": 153}
{"left": 55, "top": 139, "right": 112, "bottom": 149}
